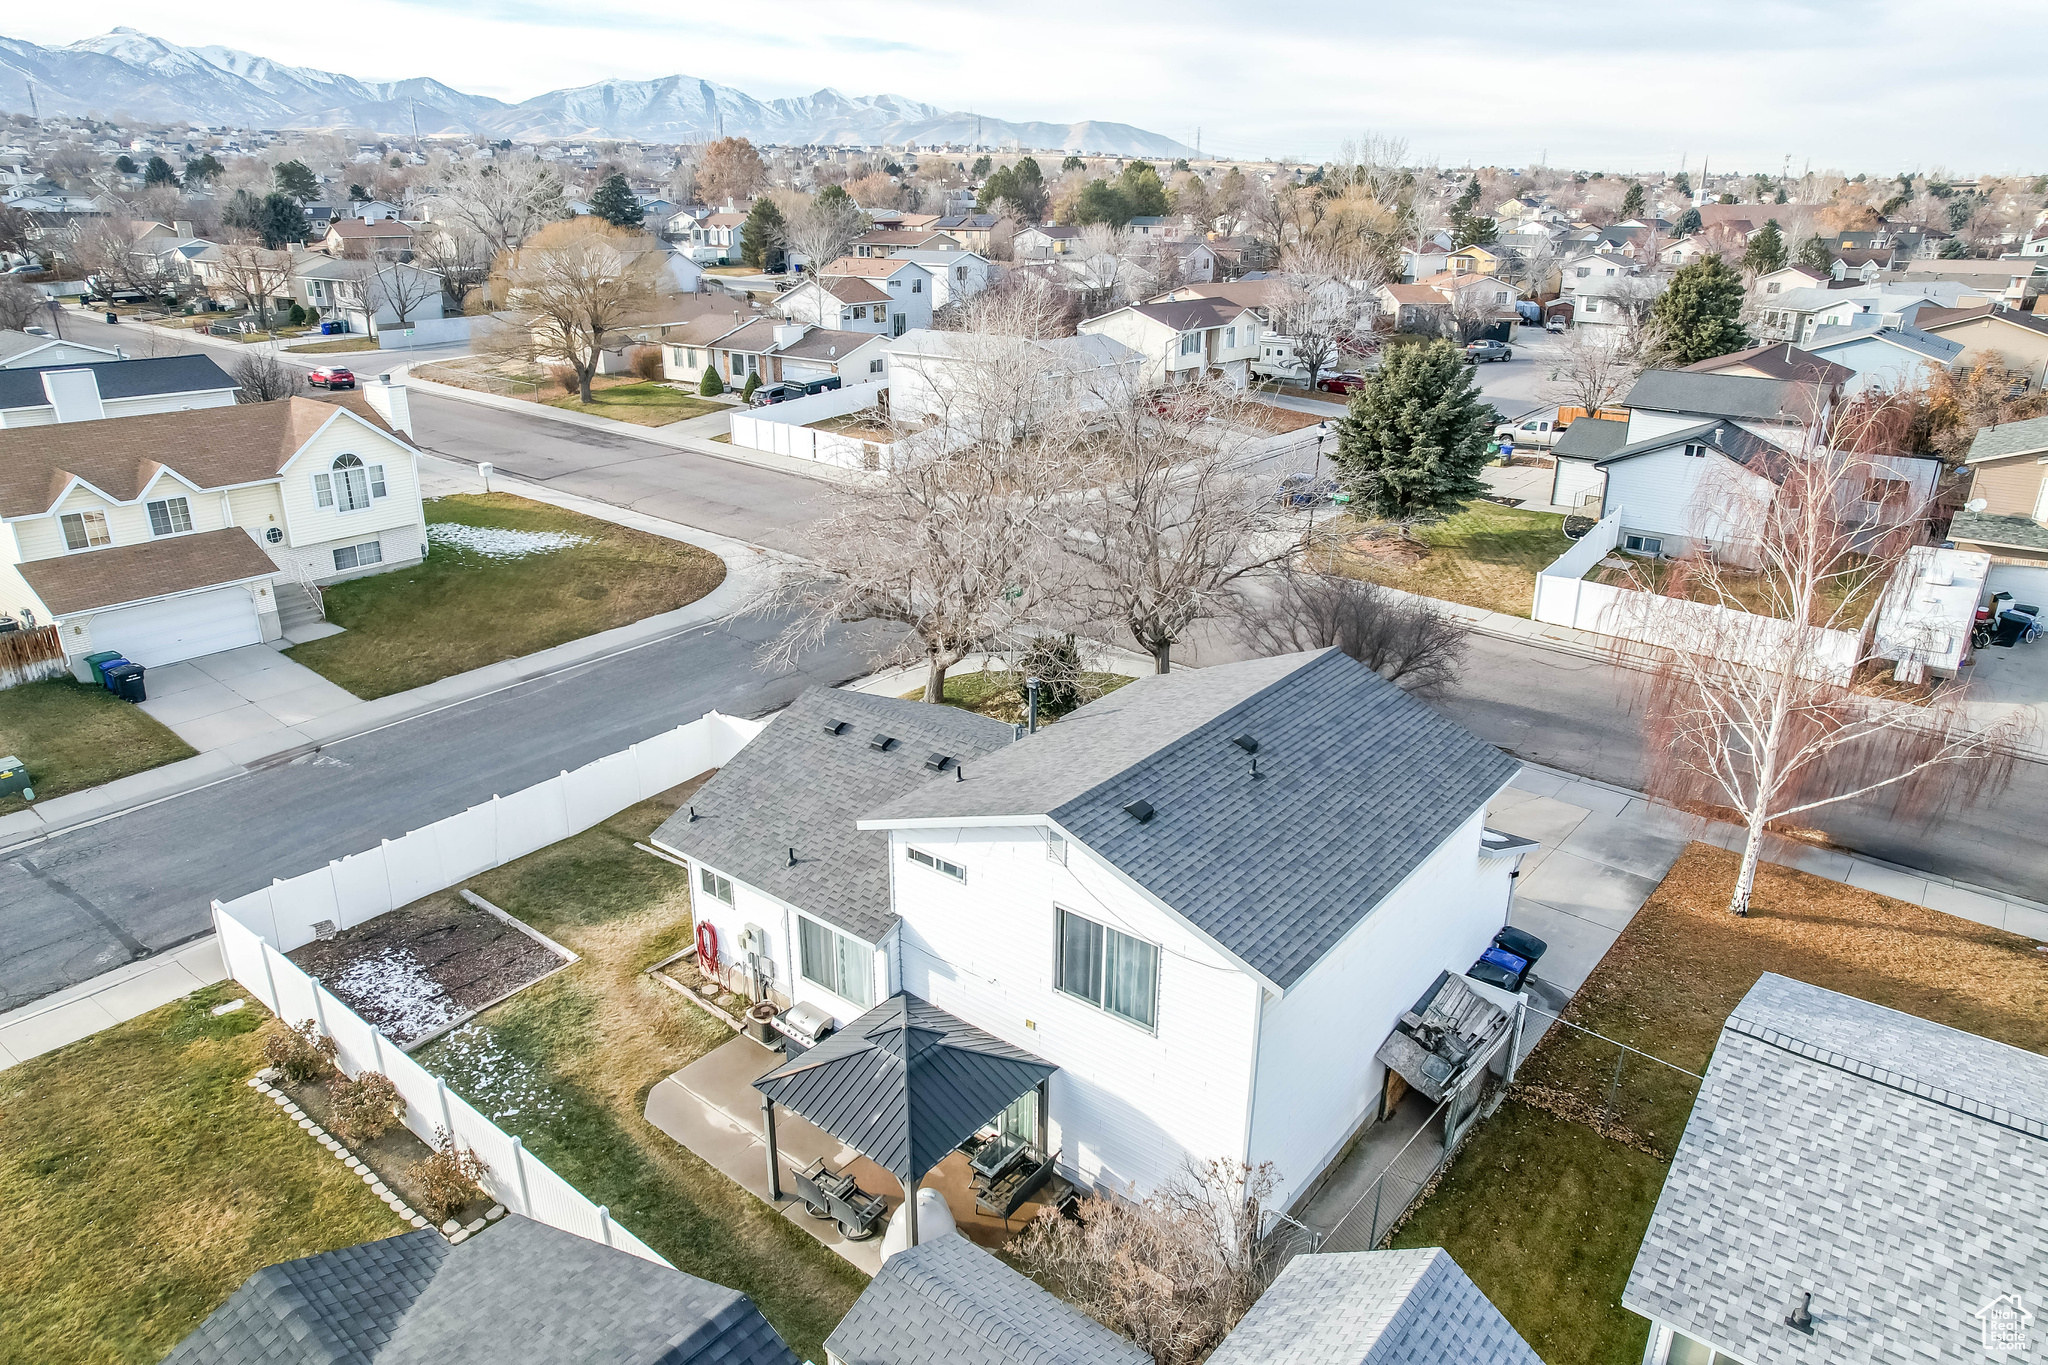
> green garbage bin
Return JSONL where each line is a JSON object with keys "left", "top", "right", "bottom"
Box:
{"left": 0, "top": 755, "right": 32, "bottom": 802}
{"left": 84, "top": 650, "right": 123, "bottom": 686}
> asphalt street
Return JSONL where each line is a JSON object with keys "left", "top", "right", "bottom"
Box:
{"left": 408, "top": 391, "right": 834, "bottom": 556}
{"left": 0, "top": 612, "right": 885, "bottom": 1012}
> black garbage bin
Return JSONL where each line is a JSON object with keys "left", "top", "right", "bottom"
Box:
{"left": 104, "top": 661, "right": 147, "bottom": 702}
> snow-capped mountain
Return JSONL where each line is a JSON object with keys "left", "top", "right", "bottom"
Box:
{"left": 0, "top": 29, "right": 1193, "bottom": 157}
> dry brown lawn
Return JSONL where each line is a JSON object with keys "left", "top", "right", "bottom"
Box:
{"left": 1322, "top": 502, "right": 1575, "bottom": 617}
{"left": 1234, "top": 402, "right": 1329, "bottom": 434}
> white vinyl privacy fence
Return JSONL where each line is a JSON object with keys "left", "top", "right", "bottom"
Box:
{"left": 212, "top": 710, "right": 765, "bottom": 1266}
{"left": 727, "top": 380, "right": 894, "bottom": 470}
{"left": 1532, "top": 512, "right": 1861, "bottom": 685}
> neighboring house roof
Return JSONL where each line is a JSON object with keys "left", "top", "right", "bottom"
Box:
{"left": 1832, "top": 246, "right": 1893, "bottom": 267}
{"left": 162, "top": 1215, "right": 799, "bottom": 1365}
{"left": 1122, "top": 298, "right": 1249, "bottom": 331}
{"left": 1683, "top": 343, "right": 1854, "bottom": 387}
{"left": 1381, "top": 284, "right": 1449, "bottom": 307}
{"left": 710, "top": 319, "right": 787, "bottom": 355}
{"left": 825, "top": 1233, "right": 1150, "bottom": 1365}
{"left": 0, "top": 330, "right": 122, "bottom": 366}
{"left": 1622, "top": 973, "right": 2048, "bottom": 1365}
{"left": 1915, "top": 302, "right": 2048, "bottom": 340}
{"left": 705, "top": 212, "right": 747, "bottom": 227}
{"left": 933, "top": 214, "right": 999, "bottom": 230}
{"left": 1805, "top": 323, "right": 1965, "bottom": 365}
{"left": 18, "top": 526, "right": 279, "bottom": 614}
{"left": 1595, "top": 419, "right": 1794, "bottom": 484}
{"left": 855, "top": 229, "right": 958, "bottom": 248}
{"left": 821, "top": 276, "right": 892, "bottom": 305}
{"left": 1552, "top": 416, "right": 1629, "bottom": 461}
{"left": 775, "top": 327, "right": 883, "bottom": 362}
{"left": 823, "top": 256, "right": 926, "bottom": 279}
{"left": 1146, "top": 280, "right": 1287, "bottom": 312}
{"left": 649, "top": 688, "right": 1016, "bottom": 943}
{"left": 0, "top": 354, "right": 237, "bottom": 412}
{"left": 1021, "top": 225, "right": 1082, "bottom": 241}
{"left": 322, "top": 217, "right": 412, "bottom": 240}
{"left": 860, "top": 650, "right": 1517, "bottom": 992}
{"left": 0, "top": 392, "right": 400, "bottom": 519}
{"left": 1621, "top": 369, "right": 1824, "bottom": 424}
{"left": 1965, "top": 414, "right": 2048, "bottom": 463}
{"left": 1206, "top": 1249, "right": 1542, "bottom": 1365}
{"left": 888, "top": 248, "right": 990, "bottom": 269}
{"left": 1949, "top": 508, "right": 2048, "bottom": 552}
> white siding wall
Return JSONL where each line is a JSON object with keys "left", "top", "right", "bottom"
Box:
{"left": 1552, "top": 458, "right": 1605, "bottom": 509}
{"left": 276, "top": 417, "right": 428, "bottom": 582}
{"left": 1247, "top": 809, "right": 1512, "bottom": 1210}
{"left": 671, "top": 857, "right": 888, "bottom": 1025}
{"left": 16, "top": 477, "right": 235, "bottom": 561}
{"left": 1079, "top": 313, "right": 1173, "bottom": 388}
{"left": 1601, "top": 446, "right": 1773, "bottom": 551}
{"left": 888, "top": 825, "right": 1263, "bottom": 1200}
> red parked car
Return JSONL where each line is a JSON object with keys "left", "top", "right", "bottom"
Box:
{"left": 308, "top": 366, "right": 356, "bottom": 390}
{"left": 1316, "top": 371, "right": 1367, "bottom": 395}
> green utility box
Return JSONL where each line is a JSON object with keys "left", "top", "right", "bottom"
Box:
{"left": 0, "top": 756, "right": 32, "bottom": 802}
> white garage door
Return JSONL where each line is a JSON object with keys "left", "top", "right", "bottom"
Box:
{"left": 91, "top": 586, "right": 263, "bottom": 666}
{"left": 1986, "top": 564, "right": 2048, "bottom": 610}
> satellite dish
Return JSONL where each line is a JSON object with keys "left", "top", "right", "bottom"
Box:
{"left": 1966, "top": 498, "right": 1988, "bottom": 512}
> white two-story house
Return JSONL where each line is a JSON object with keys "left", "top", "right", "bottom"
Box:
{"left": 814, "top": 258, "right": 935, "bottom": 336}
{"left": 654, "top": 649, "right": 1527, "bottom": 1212}
{"left": 0, "top": 385, "right": 427, "bottom": 668}
{"left": 1078, "top": 297, "right": 1263, "bottom": 389}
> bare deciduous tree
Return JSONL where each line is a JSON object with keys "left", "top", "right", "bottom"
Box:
{"left": 698, "top": 137, "right": 768, "bottom": 206}
{"left": 233, "top": 350, "right": 302, "bottom": 404}
{"left": 351, "top": 253, "right": 444, "bottom": 328}
{"left": 0, "top": 280, "right": 41, "bottom": 331}
{"left": 1270, "top": 245, "right": 1369, "bottom": 389}
{"left": 1012, "top": 1159, "right": 1279, "bottom": 1365}
{"left": 432, "top": 155, "right": 567, "bottom": 258}
{"left": 1236, "top": 568, "right": 1468, "bottom": 697}
{"left": 490, "top": 219, "right": 663, "bottom": 403}
{"left": 1067, "top": 378, "right": 1303, "bottom": 672}
{"left": 409, "top": 224, "right": 494, "bottom": 312}
{"left": 1624, "top": 417, "right": 2030, "bottom": 915}
{"left": 209, "top": 243, "right": 294, "bottom": 331}
{"left": 776, "top": 194, "right": 867, "bottom": 275}
{"left": 1542, "top": 327, "right": 1639, "bottom": 414}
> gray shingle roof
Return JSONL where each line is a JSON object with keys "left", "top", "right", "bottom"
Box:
{"left": 860, "top": 650, "right": 1517, "bottom": 991}
{"left": 1965, "top": 414, "right": 2048, "bottom": 464}
{"left": 650, "top": 688, "right": 1015, "bottom": 944}
{"left": 1552, "top": 416, "right": 1629, "bottom": 461}
{"left": 1622, "top": 974, "right": 2048, "bottom": 1365}
{"left": 1594, "top": 419, "right": 1794, "bottom": 484}
{"left": 1622, "top": 369, "right": 1826, "bottom": 424}
{"left": 163, "top": 1215, "right": 798, "bottom": 1365}
{"left": 754, "top": 992, "right": 1056, "bottom": 1184}
{"left": 1949, "top": 509, "right": 2048, "bottom": 552}
{"left": 0, "top": 353, "right": 236, "bottom": 410}
{"left": 1207, "top": 1249, "right": 1542, "bottom": 1365}
{"left": 824, "top": 1233, "right": 1149, "bottom": 1365}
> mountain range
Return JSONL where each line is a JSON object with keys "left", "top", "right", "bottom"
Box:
{"left": 0, "top": 29, "right": 1194, "bottom": 157}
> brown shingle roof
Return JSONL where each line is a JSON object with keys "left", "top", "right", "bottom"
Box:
{"left": 19, "top": 526, "right": 278, "bottom": 614}
{"left": 0, "top": 392, "right": 397, "bottom": 518}
{"left": 1916, "top": 303, "right": 2048, "bottom": 338}
{"left": 774, "top": 328, "right": 880, "bottom": 362}
{"left": 821, "top": 257, "right": 923, "bottom": 279}
{"left": 1126, "top": 298, "right": 1249, "bottom": 331}
{"left": 323, "top": 218, "right": 413, "bottom": 239}
{"left": 854, "top": 230, "right": 958, "bottom": 248}
{"left": 1684, "top": 343, "right": 1855, "bottom": 387}
{"left": 821, "top": 277, "right": 890, "bottom": 304}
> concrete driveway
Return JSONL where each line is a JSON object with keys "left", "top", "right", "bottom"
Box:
{"left": 138, "top": 645, "right": 359, "bottom": 752}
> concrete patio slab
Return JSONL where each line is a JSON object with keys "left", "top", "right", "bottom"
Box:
{"left": 1516, "top": 851, "right": 1662, "bottom": 933}
{"left": 1548, "top": 778, "right": 1634, "bottom": 819}
{"left": 132, "top": 646, "right": 358, "bottom": 752}
{"left": 262, "top": 682, "right": 360, "bottom": 725}
{"left": 1503, "top": 767, "right": 1571, "bottom": 799}
{"left": 1558, "top": 808, "right": 1697, "bottom": 882}
{"left": 1506, "top": 898, "right": 1618, "bottom": 994}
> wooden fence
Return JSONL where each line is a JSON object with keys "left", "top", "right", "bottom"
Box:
{"left": 0, "top": 626, "right": 67, "bottom": 690}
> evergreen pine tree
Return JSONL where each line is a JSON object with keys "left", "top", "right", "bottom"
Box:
{"left": 1648, "top": 256, "right": 1749, "bottom": 364}
{"left": 700, "top": 366, "right": 724, "bottom": 396}
{"left": 1796, "top": 234, "right": 1831, "bottom": 270}
{"left": 258, "top": 193, "right": 311, "bottom": 249}
{"left": 143, "top": 155, "right": 179, "bottom": 188}
{"left": 590, "top": 172, "right": 644, "bottom": 228}
{"left": 740, "top": 198, "right": 786, "bottom": 268}
{"left": 1620, "top": 182, "right": 1645, "bottom": 218}
{"left": 272, "top": 159, "right": 320, "bottom": 202}
{"left": 1332, "top": 339, "right": 1494, "bottom": 529}
{"left": 741, "top": 370, "right": 762, "bottom": 400}
{"left": 1674, "top": 207, "right": 1703, "bottom": 236}
{"left": 1743, "top": 220, "right": 1787, "bottom": 274}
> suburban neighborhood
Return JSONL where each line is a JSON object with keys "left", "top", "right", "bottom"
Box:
{"left": 2, "top": 13, "right": 2047, "bottom": 1365}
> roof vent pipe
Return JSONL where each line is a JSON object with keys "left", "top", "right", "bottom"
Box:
{"left": 1785, "top": 1294, "right": 1815, "bottom": 1335}
{"left": 787, "top": 847, "right": 797, "bottom": 867}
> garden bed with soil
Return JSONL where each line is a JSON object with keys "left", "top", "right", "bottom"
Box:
{"left": 287, "top": 893, "right": 570, "bottom": 1047}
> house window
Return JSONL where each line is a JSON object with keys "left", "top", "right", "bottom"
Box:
{"left": 1682, "top": 443, "right": 1708, "bottom": 458}
{"left": 146, "top": 496, "right": 193, "bottom": 537}
{"left": 698, "top": 867, "right": 732, "bottom": 904}
{"left": 1584, "top": 301, "right": 1600, "bottom": 314}
{"left": 1046, "top": 831, "right": 1067, "bottom": 865}
{"left": 912, "top": 278, "right": 922, "bottom": 292}
{"left": 868, "top": 358, "right": 884, "bottom": 374}
{"left": 1766, "top": 282, "right": 1781, "bottom": 294}
{"left": 908, "top": 846, "right": 966, "bottom": 881}
{"left": 798, "top": 915, "right": 872, "bottom": 1007}
{"left": 332, "top": 539, "right": 383, "bottom": 572}
{"left": 315, "top": 454, "right": 381, "bottom": 512}
{"left": 1179, "top": 332, "right": 1202, "bottom": 356}
{"left": 1224, "top": 326, "right": 1237, "bottom": 347}
{"left": 852, "top": 306, "right": 867, "bottom": 319}
{"left": 60, "top": 509, "right": 112, "bottom": 550}
{"left": 1623, "top": 534, "right": 1663, "bottom": 555}
{"left": 1055, "top": 906, "right": 1159, "bottom": 1030}
{"left": 1576, "top": 267, "right": 1591, "bottom": 278}
{"left": 686, "top": 348, "right": 699, "bottom": 367}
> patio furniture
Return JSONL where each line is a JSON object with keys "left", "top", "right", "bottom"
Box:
{"left": 795, "top": 1158, "right": 854, "bottom": 1220}
{"left": 829, "top": 1182, "right": 888, "bottom": 1241}
{"left": 968, "top": 1130, "right": 1029, "bottom": 1185}
{"left": 975, "top": 1146, "right": 1062, "bottom": 1222}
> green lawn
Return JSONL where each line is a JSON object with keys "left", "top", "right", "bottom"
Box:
{"left": 905, "top": 669, "right": 1134, "bottom": 725}
{"left": 0, "top": 984, "right": 405, "bottom": 1364}
{"left": 543, "top": 381, "right": 726, "bottom": 427}
{"left": 1323, "top": 500, "right": 1575, "bottom": 617}
{"left": 412, "top": 791, "right": 869, "bottom": 1361}
{"left": 284, "top": 493, "right": 726, "bottom": 699}
{"left": 286, "top": 335, "right": 381, "bottom": 355}
{"left": 1385, "top": 842, "right": 2048, "bottom": 1365}
{"left": 0, "top": 677, "right": 196, "bottom": 815}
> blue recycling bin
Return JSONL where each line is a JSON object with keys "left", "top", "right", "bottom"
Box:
{"left": 95, "top": 656, "right": 131, "bottom": 689}
{"left": 320, "top": 320, "right": 341, "bottom": 335}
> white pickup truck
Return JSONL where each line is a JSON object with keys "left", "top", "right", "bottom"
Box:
{"left": 1493, "top": 411, "right": 1562, "bottom": 449}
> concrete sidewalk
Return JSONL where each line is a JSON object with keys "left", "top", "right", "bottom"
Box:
{"left": 0, "top": 457, "right": 799, "bottom": 855}
{"left": 0, "top": 937, "right": 227, "bottom": 1068}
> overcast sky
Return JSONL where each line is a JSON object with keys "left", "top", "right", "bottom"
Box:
{"left": 12, "top": 2, "right": 2044, "bottom": 173}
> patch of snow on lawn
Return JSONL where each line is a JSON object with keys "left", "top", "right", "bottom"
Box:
{"left": 423, "top": 1023, "right": 564, "bottom": 1124}
{"left": 429, "top": 523, "right": 592, "bottom": 560}
{"left": 331, "top": 946, "right": 458, "bottom": 1046}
